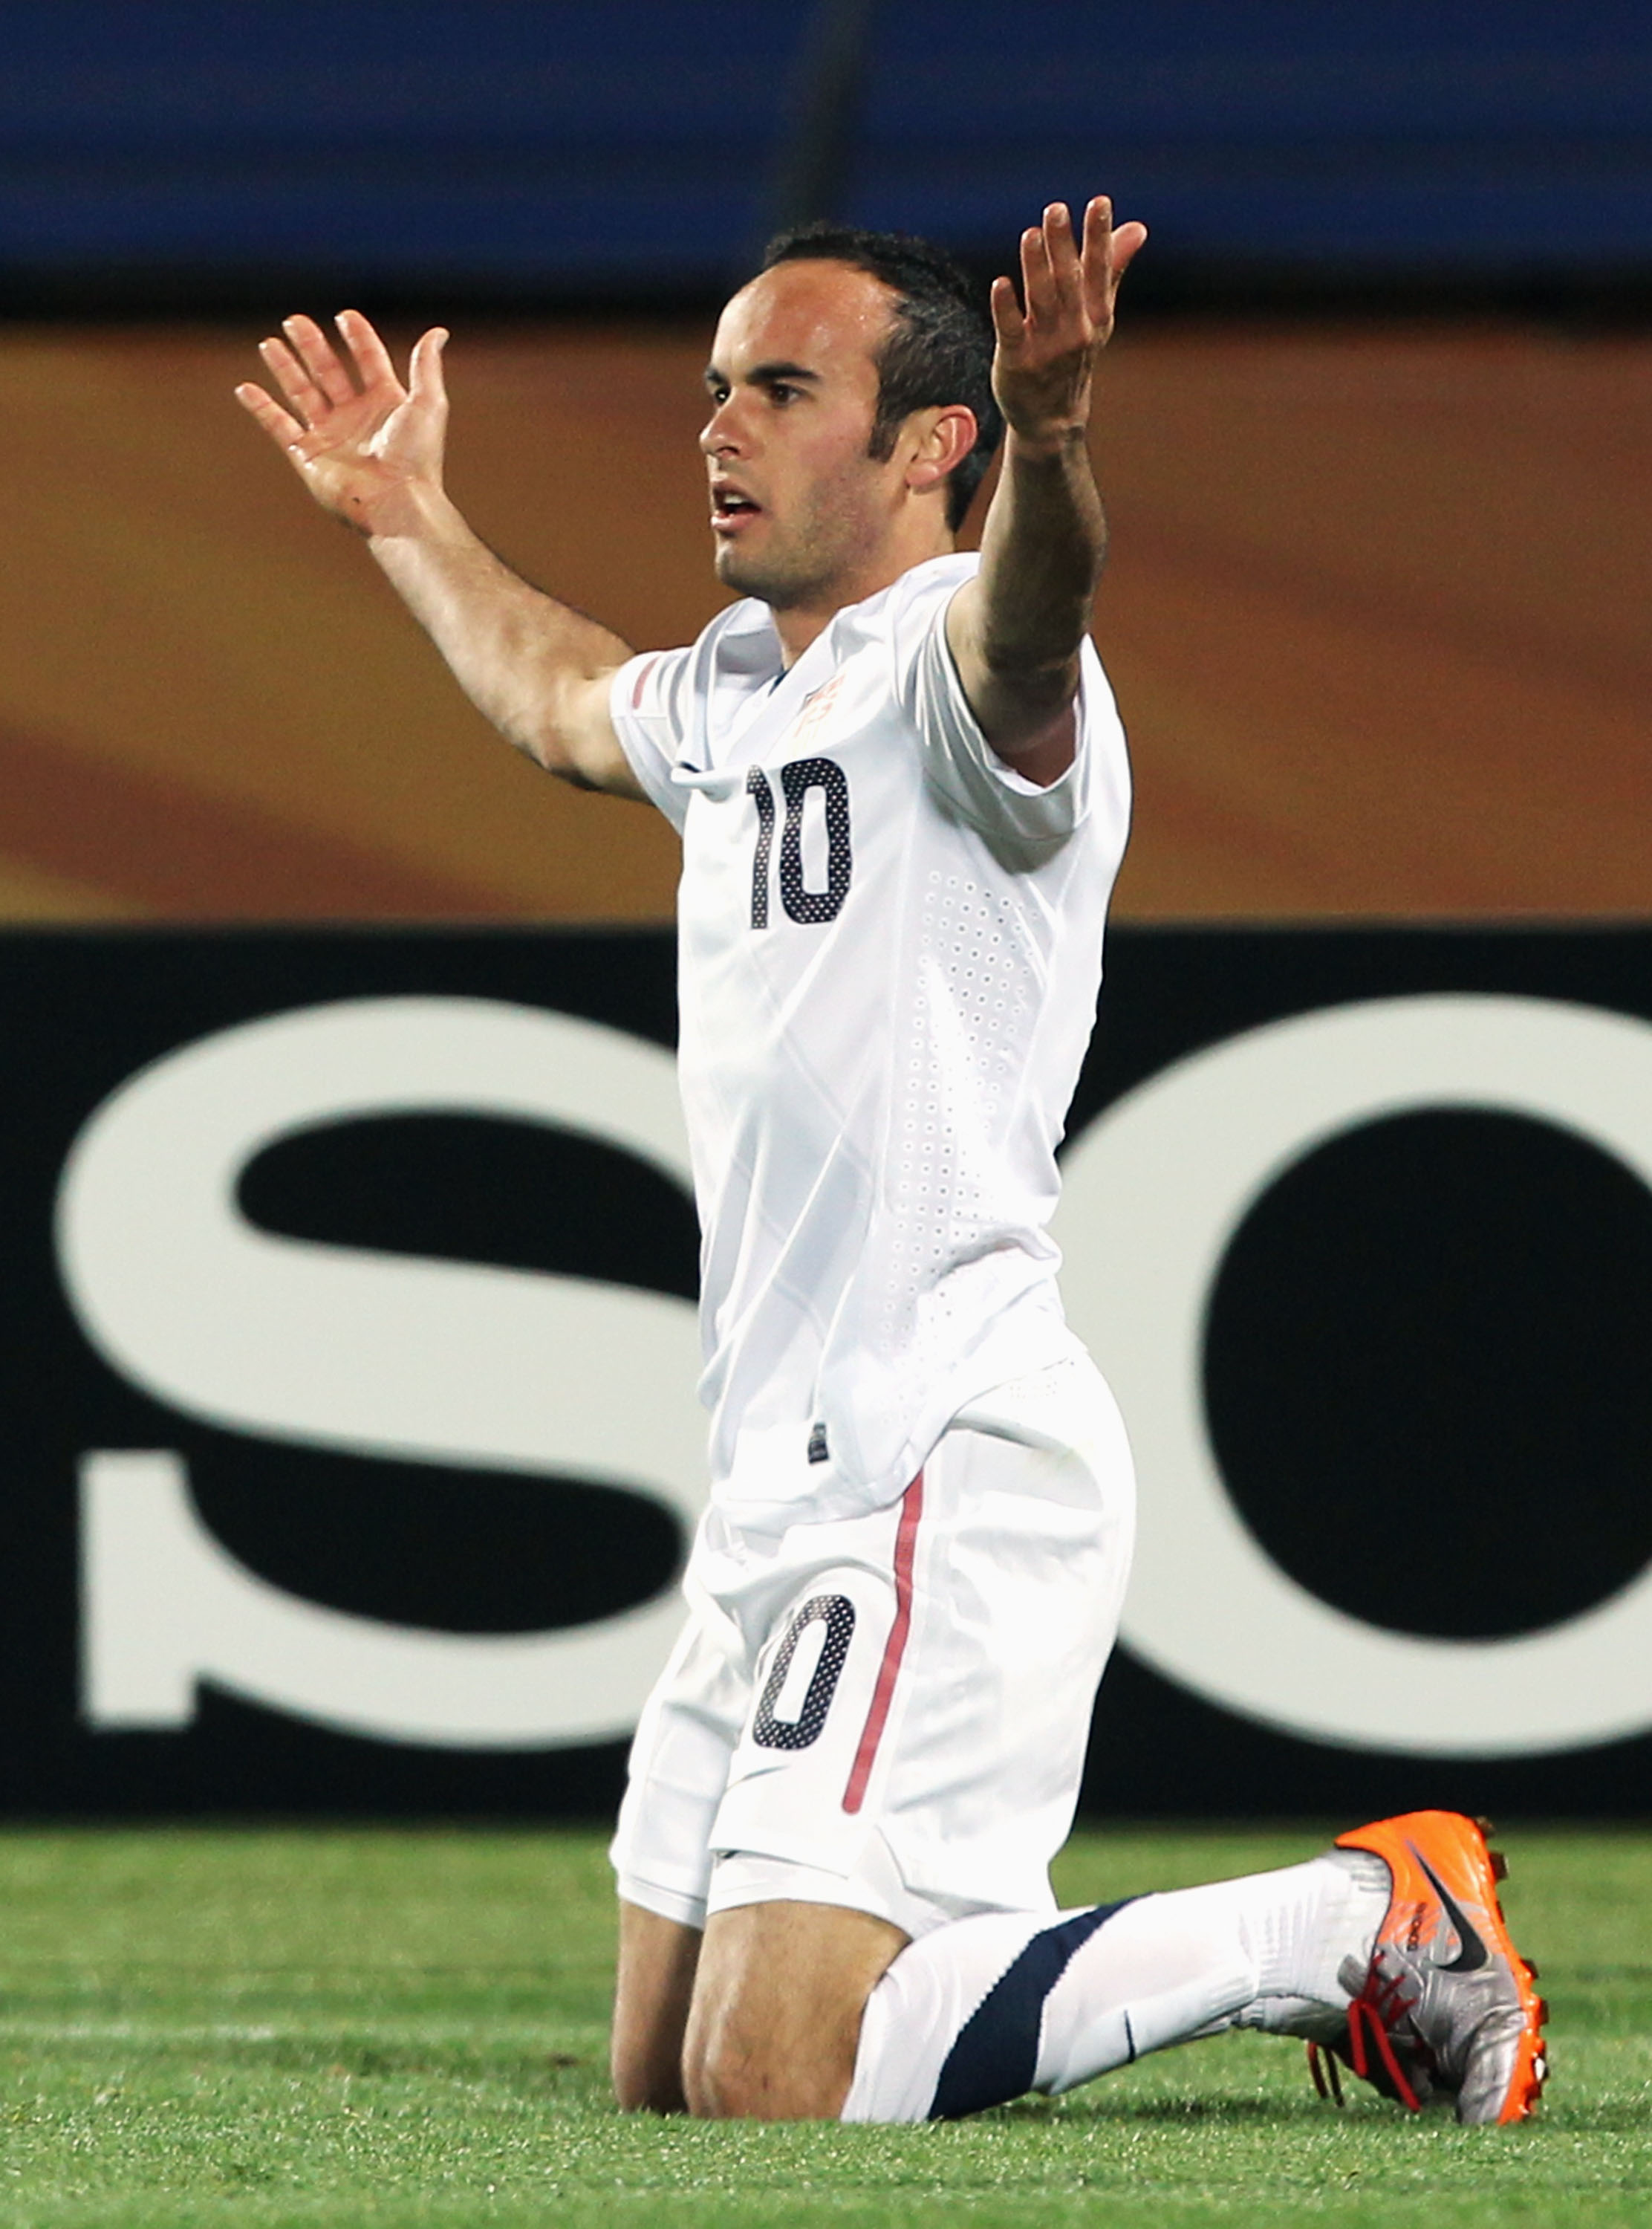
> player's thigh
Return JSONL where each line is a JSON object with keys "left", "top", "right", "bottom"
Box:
{"left": 701, "top": 1401, "right": 1127, "bottom": 1936}
{"left": 871, "top": 1386, "right": 1132, "bottom": 1917}
{"left": 609, "top": 1552, "right": 757, "bottom": 2109}
{"left": 612, "top": 1899, "right": 702, "bottom": 2113}
{"left": 610, "top": 1577, "right": 752, "bottom": 1928}
{"left": 683, "top": 1898, "right": 907, "bottom": 2121}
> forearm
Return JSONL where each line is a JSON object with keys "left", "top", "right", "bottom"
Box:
{"left": 975, "top": 430, "right": 1105, "bottom": 695}
{"left": 947, "top": 196, "right": 1144, "bottom": 769}
{"left": 949, "top": 430, "right": 1105, "bottom": 757}
{"left": 368, "top": 481, "right": 637, "bottom": 791}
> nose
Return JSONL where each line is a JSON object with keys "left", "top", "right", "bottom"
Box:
{"left": 699, "top": 392, "right": 744, "bottom": 458}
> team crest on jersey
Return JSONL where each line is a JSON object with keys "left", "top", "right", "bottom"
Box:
{"left": 785, "top": 673, "right": 848, "bottom": 753}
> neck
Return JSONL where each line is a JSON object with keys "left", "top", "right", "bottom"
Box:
{"left": 771, "top": 524, "right": 957, "bottom": 666}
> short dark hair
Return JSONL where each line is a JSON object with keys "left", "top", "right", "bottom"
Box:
{"left": 760, "top": 223, "right": 1001, "bottom": 532}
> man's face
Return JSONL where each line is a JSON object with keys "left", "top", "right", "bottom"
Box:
{"left": 700, "top": 259, "right": 903, "bottom": 610}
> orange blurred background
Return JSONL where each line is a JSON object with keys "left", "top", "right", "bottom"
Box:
{"left": 4, "top": 319, "right": 1648, "bottom": 925}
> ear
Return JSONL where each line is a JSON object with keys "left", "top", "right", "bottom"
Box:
{"left": 903, "top": 405, "right": 979, "bottom": 499}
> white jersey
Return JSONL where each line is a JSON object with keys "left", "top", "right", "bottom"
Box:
{"left": 610, "top": 553, "right": 1131, "bottom": 1528}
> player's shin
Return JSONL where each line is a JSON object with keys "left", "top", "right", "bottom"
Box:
{"left": 840, "top": 1856, "right": 1390, "bottom": 2123}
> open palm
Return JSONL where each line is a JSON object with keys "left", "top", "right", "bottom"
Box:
{"left": 990, "top": 198, "right": 1146, "bottom": 444}
{"left": 235, "top": 310, "right": 449, "bottom": 534}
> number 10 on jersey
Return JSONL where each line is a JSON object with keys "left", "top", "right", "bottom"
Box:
{"left": 746, "top": 759, "right": 853, "bottom": 929}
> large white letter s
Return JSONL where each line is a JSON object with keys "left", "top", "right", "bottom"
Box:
{"left": 56, "top": 997, "right": 703, "bottom": 1749}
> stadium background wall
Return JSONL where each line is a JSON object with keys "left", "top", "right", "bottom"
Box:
{"left": 4, "top": 922, "right": 1651, "bottom": 1820}
{"left": 1, "top": 323, "right": 1649, "bottom": 929}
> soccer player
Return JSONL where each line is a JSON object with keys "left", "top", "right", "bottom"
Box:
{"left": 237, "top": 201, "right": 1546, "bottom": 2126}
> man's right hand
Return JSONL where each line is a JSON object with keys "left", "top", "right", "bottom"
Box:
{"left": 235, "top": 307, "right": 643, "bottom": 799}
{"left": 235, "top": 311, "right": 449, "bottom": 538}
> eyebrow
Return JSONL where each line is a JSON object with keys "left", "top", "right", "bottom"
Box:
{"left": 703, "top": 359, "right": 823, "bottom": 391}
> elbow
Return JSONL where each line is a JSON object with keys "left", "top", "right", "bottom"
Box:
{"left": 978, "top": 647, "right": 1082, "bottom": 722}
{"left": 523, "top": 672, "right": 601, "bottom": 782}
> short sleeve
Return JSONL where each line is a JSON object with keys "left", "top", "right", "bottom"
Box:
{"left": 610, "top": 648, "right": 695, "bottom": 833}
{"left": 905, "top": 593, "right": 1128, "bottom": 866}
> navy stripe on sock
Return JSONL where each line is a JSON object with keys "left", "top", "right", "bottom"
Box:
{"left": 928, "top": 1898, "right": 1138, "bottom": 2120}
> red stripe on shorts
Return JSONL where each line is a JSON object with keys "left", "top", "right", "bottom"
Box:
{"left": 842, "top": 1470, "right": 923, "bottom": 1815}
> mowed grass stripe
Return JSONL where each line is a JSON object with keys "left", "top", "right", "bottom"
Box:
{"left": 0, "top": 1825, "right": 1645, "bottom": 2228}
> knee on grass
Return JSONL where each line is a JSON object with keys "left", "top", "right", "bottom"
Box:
{"left": 611, "top": 2040, "right": 688, "bottom": 2116}
{"left": 681, "top": 2025, "right": 856, "bottom": 2121}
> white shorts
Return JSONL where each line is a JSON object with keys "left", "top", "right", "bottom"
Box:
{"left": 611, "top": 1354, "right": 1136, "bottom": 1941}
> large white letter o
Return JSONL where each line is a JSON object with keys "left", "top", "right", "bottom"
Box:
{"left": 1055, "top": 993, "right": 1652, "bottom": 1757}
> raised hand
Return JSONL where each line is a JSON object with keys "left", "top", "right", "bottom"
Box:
{"left": 989, "top": 198, "right": 1147, "bottom": 450}
{"left": 234, "top": 311, "right": 450, "bottom": 536}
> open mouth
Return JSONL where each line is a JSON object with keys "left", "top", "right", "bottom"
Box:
{"left": 711, "top": 486, "right": 761, "bottom": 528}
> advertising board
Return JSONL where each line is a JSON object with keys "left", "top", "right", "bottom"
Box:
{"left": 4, "top": 924, "right": 1648, "bottom": 1814}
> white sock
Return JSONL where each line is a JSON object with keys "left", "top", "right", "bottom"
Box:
{"left": 1229, "top": 1850, "right": 1391, "bottom": 2039}
{"left": 841, "top": 1853, "right": 1390, "bottom": 2122}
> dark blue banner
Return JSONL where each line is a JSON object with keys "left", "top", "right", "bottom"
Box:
{"left": 2, "top": 5, "right": 1648, "bottom": 289}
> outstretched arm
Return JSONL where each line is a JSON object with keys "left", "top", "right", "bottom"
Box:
{"left": 944, "top": 198, "right": 1145, "bottom": 787}
{"left": 235, "top": 311, "right": 643, "bottom": 798}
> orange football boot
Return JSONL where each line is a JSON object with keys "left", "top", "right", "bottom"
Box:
{"left": 1307, "top": 1810, "right": 1547, "bottom": 2123}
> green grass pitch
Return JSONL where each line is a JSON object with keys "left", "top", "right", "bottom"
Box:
{"left": 0, "top": 1824, "right": 1645, "bottom": 2227}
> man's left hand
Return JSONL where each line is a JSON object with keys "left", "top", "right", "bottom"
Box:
{"left": 989, "top": 198, "right": 1147, "bottom": 451}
